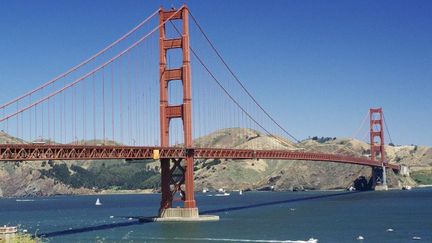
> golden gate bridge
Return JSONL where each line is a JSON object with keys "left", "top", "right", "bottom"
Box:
{"left": 0, "top": 5, "right": 399, "bottom": 220}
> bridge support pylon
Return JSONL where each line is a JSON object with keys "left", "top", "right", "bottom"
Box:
{"left": 369, "top": 108, "right": 388, "bottom": 191}
{"left": 157, "top": 5, "right": 218, "bottom": 221}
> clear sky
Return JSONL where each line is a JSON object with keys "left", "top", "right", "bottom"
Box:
{"left": 0, "top": 0, "right": 431, "bottom": 146}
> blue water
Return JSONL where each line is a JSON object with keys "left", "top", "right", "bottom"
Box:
{"left": 0, "top": 189, "right": 431, "bottom": 242}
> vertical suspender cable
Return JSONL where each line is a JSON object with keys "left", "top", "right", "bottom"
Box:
{"left": 29, "top": 95, "right": 31, "bottom": 141}
{"left": 53, "top": 96, "right": 56, "bottom": 143}
{"left": 383, "top": 112, "right": 393, "bottom": 145}
{"left": 120, "top": 58, "right": 124, "bottom": 144}
{"left": 48, "top": 98, "right": 50, "bottom": 142}
{"left": 127, "top": 53, "right": 131, "bottom": 145}
{"left": 0, "top": 9, "right": 160, "bottom": 112}
{"left": 111, "top": 65, "right": 115, "bottom": 142}
{"left": 102, "top": 67, "right": 106, "bottom": 144}
{"left": 189, "top": 11, "right": 300, "bottom": 143}
{"left": 93, "top": 74, "right": 96, "bottom": 144}
{"left": 82, "top": 80, "right": 86, "bottom": 143}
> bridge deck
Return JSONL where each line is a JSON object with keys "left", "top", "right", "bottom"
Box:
{"left": 0, "top": 144, "right": 400, "bottom": 171}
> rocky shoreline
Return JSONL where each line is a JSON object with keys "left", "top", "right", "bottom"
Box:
{"left": 2, "top": 185, "right": 432, "bottom": 199}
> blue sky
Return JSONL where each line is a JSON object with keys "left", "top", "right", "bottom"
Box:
{"left": 0, "top": 0, "right": 431, "bottom": 146}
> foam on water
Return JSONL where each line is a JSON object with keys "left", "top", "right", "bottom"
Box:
{"left": 15, "top": 199, "right": 35, "bottom": 202}
{"left": 142, "top": 237, "right": 318, "bottom": 242}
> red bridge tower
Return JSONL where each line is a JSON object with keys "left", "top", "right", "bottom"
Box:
{"left": 369, "top": 108, "right": 388, "bottom": 190}
{"left": 158, "top": 6, "right": 199, "bottom": 218}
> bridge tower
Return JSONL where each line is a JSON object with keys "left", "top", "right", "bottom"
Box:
{"left": 369, "top": 108, "right": 388, "bottom": 190}
{"left": 158, "top": 6, "right": 198, "bottom": 218}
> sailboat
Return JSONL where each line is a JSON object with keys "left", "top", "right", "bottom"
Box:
{"left": 95, "top": 198, "right": 102, "bottom": 206}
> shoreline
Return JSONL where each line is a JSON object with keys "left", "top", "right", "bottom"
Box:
{"left": 2, "top": 185, "right": 431, "bottom": 199}
{"left": 416, "top": 184, "right": 432, "bottom": 188}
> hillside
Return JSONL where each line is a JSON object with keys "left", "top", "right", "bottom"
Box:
{"left": 0, "top": 128, "right": 431, "bottom": 197}
{"left": 192, "top": 129, "right": 431, "bottom": 191}
{"left": 0, "top": 132, "right": 160, "bottom": 197}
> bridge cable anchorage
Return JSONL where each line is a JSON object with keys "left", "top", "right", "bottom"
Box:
{"left": 0, "top": 8, "right": 161, "bottom": 111}
{"left": 188, "top": 11, "right": 300, "bottom": 143}
{"left": 0, "top": 7, "right": 184, "bottom": 123}
{"left": 168, "top": 20, "right": 293, "bottom": 148}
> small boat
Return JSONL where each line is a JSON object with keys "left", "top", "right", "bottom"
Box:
{"left": 402, "top": 185, "right": 412, "bottom": 190}
{"left": 356, "top": 235, "right": 364, "bottom": 240}
{"left": 386, "top": 228, "right": 394, "bottom": 232}
{"left": 239, "top": 190, "right": 243, "bottom": 195}
{"left": 215, "top": 192, "right": 230, "bottom": 197}
{"left": 95, "top": 198, "right": 102, "bottom": 206}
{"left": 202, "top": 189, "right": 207, "bottom": 193}
{"left": 412, "top": 236, "right": 421, "bottom": 240}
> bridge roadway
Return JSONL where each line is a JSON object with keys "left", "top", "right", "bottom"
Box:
{"left": 0, "top": 144, "right": 400, "bottom": 171}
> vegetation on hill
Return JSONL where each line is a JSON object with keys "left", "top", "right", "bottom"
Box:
{"left": 40, "top": 161, "right": 160, "bottom": 190}
{"left": 0, "top": 128, "right": 431, "bottom": 196}
{"left": 411, "top": 170, "right": 432, "bottom": 185}
{"left": 310, "top": 136, "right": 337, "bottom": 143}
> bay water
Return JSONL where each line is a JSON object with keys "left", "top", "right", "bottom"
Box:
{"left": 0, "top": 189, "right": 431, "bottom": 242}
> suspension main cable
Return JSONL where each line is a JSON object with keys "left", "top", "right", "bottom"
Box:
{"left": 383, "top": 112, "right": 394, "bottom": 144}
{"left": 329, "top": 111, "right": 371, "bottom": 157}
{"left": 0, "top": 8, "right": 161, "bottom": 110}
{"left": 0, "top": 7, "right": 184, "bottom": 123}
{"left": 188, "top": 10, "right": 300, "bottom": 143}
{"left": 190, "top": 46, "right": 277, "bottom": 141}
{"left": 302, "top": 110, "right": 372, "bottom": 158}
{"left": 351, "top": 111, "right": 370, "bottom": 139}
{"left": 168, "top": 20, "right": 295, "bottom": 148}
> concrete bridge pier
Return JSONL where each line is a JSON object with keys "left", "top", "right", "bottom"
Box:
{"left": 370, "top": 166, "right": 388, "bottom": 191}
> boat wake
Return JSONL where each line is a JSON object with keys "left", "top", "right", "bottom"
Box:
{"left": 142, "top": 237, "right": 318, "bottom": 242}
{"left": 15, "top": 199, "right": 35, "bottom": 202}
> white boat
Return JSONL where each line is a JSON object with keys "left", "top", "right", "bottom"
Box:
{"left": 239, "top": 190, "right": 243, "bottom": 195}
{"left": 412, "top": 236, "right": 421, "bottom": 240}
{"left": 95, "top": 198, "right": 102, "bottom": 206}
{"left": 215, "top": 192, "right": 230, "bottom": 197}
{"left": 402, "top": 185, "right": 412, "bottom": 190}
{"left": 202, "top": 189, "right": 207, "bottom": 193}
{"left": 357, "top": 235, "right": 364, "bottom": 240}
